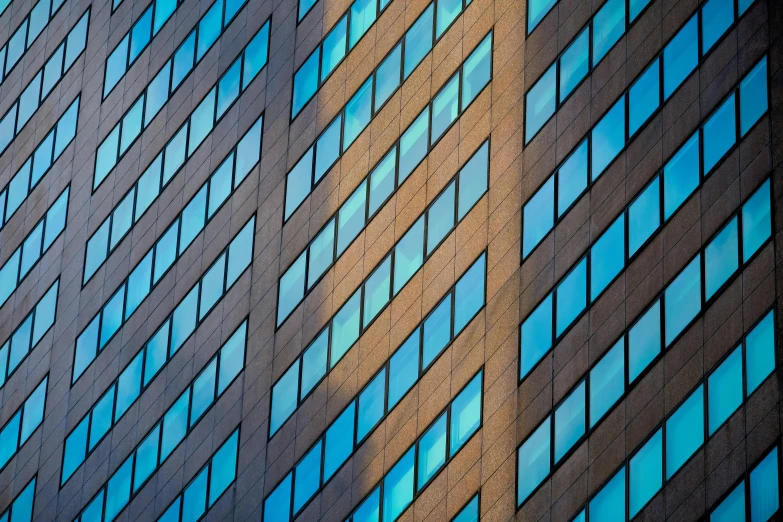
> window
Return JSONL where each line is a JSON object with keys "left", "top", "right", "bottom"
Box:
{"left": 528, "top": 0, "right": 556, "bottom": 33}
{"left": 453, "top": 494, "right": 478, "bottom": 522}
{"left": 740, "top": 57, "right": 768, "bottom": 136}
{"left": 629, "top": 178, "right": 660, "bottom": 255}
{"left": 301, "top": 330, "right": 328, "bottom": 397}
{"left": 454, "top": 253, "right": 485, "bottom": 333}
{"left": 554, "top": 381, "right": 585, "bottom": 462}
{"left": 324, "top": 402, "right": 355, "bottom": 480}
{"left": 357, "top": 369, "right": 385, "bottom": 441}
{"left": 399, "top": 108, "right": 429, "bottom": 182}
{"left": 628, "top": 301, "right": 661, "bottom": 382}
{"left": 462, "top": 33, "right": 491, "bottom": 107}
{"left": 330, "top": 291, "right": 360, "bottom": 364}
{"left": 525, "top": 66, "right": 555, "bottom": 143}
{"left": 557, "top": 140, "right": 588, "bottom": 216}
{"left": 708, "top": 347, "right": 742, "bottom": 434}
{"left": 403, "top": 5, "right": 434, "bottom": 78}
{"left": 450, "top": 372, "right": 482, "bottom": 454}
{"left": 750, "top": 447, "right": 779, "bottom": 521}
{"left": 383, "top": 449, "right": 415, "bottom": 520}
{"left": 432, "top": 74, "right": 459, "bottom": 141}
{"left": 322, "top": 18, "right": 347, "bottom": 82}
{"left": 523, "top": 177, "right": 554, "bottom": 257}
{"left": 517, "top": 417, "right": 550, "bottom": 504}
{"left": 590, "top": 338, "right": 624, "bottom": 426}
{"left": 702, "top": 0, "right": 733, "bottom": 53}
{"left": 629, "top": 61, "right": 660, "bottom": 136}
{"left": 590, "top": 467, "right": 625, "bottom": 522}
{"left": 555, "top": 258, "right": 586, "bottom": 336}
{"left": 294, "top": 442, "right": 321, "bottom": 512}
{"left": 375, "top": 45, "right": 402, "bottom": 109}
{"left": 350, "top": 0, "right": 377, "bottom": 47}
{"left": 418, "top": 413, "right": 447, "bottom": 489}
{"left": 338, "top": 182, "right": 367, "bottom": 255}
{"left": 424, "top": 296, "right": 451, "bottom": 368}
{"left": 592, "top": 0, "right": 625, "bottom": 65}
{"left": 559, "top": 28, "right": 589, "bottom": 101}
{"left": 271, "top": 361, "right": 298, "bottom": 436}
{"left": 665, "top": 386, "right": 704, "bottom": 478}
{"left": 712, "top": 482, "right": 745, "bottom": 522}
{"left": 437, "top": 0, "right": 461, "bottom": 37}
{"left": 629, "top": 429, "right": 662, "bottom": 517}
{"left": 745, "top": 311, "right": 774, "bottom": 394}
{"left": 663, "top": 16, "right": 697, "bottom": 98}
{"left": 591, "top": 217, "right": 624, "bottom": 300}
{"left": 520, "top": 295, "right": 552, "bottom": 378}
{"left": 393, "top": 218, "right": 424, "bottom": 294}
{"left": 364, "top": 257, "right": 391, "bottom": 327}
{"left": 664, "top": 256, "right": 701, "bottom": 346}
{"left": 428, "top": 183, "right": 456, "bottom": 254}
{"left": 293, "top": 50, "right": 319, "bottom": 118}
{"left": 458, "top": 141, "right": 489, "bottom": 219}
{"left": 742, "top": 179, "right": 771, "bottom": 262}
{"left": 663, "top": 133, "right": 699, "bottom": 219}
{"left": 591, "top": 99, "right": 625, "bottom": 179}
{"left": 704, "top": 94, "right": 737, "bottom": 174}
{"left": 389, "top": 332, "right": 419, "bottom": 408}
{"left": 344, "top": 78, "right": 372, "bottom": 148}
{"left": 705, "top": 217, "right": 739, "bottom": 299}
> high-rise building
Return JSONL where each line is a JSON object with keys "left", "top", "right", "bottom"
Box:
{"left": 0, "top": 0, "right": 779, "bottom": 519}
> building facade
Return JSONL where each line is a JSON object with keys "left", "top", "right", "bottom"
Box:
{"left": 0, "top": 0, "right": 779, "bottom": 518}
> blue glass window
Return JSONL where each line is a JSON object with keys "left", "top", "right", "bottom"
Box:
{"left": 344, "top": 78, "right": 372, "bottom": 149}
{"left": 591, "top": 99, "right": 625, "bottom": 179}
{"left": 315, "top": 116, "right": 341, "bottom": 183}
{"left": 557, "top": 140, "right": 588, "bottom": 216}
{"left": 375, "top": 45, "right": 401, "bottom": 110}
{"left": 629, "top": 429, "right": 662, "bottom": 517}
{"left": 271, "top": 360, "right": 298, "bottom": 436}
{"left": 665, "top": 386, "right": 704, "bottom": 479}
{"left": 331, "top": 291, "right": 360, "bottom": 364}
{"left": 350, "top": 0, "right": 376, "bottom": 48}
{"left": 663, "top": 133, "right": 699, "bottom": 219}
{"left": 357, "top": 369, "right": 385, "bottom": 441}
{"left": 708, "top": 347, "right": 742, "bottom": 434}
{"left": 590, "top": 338, "right": 624, "bottom": 426}
{"left": 742, "top": 180, "right": 771, "bottom": 262}
{"left": 523, "top": 177, "right": 554, "bottom": 257}
{"left": 265, "top": 474, "right": 291, "bottom": 522}
{"left": 436, "top": 0, "right": 461, "bottom": 37}
{"left": 450, "top": 372, "right": 481, "bottom": 454}
{"left": 432, "top": 74, "right": 459, "bottom": 141}
{"left": 663, "top": 16, "right": 697, "bottom": 99}
{"left": 740, "top": 57, "right": 768, "bottom": 136}
{"left": 750, "top": 447, "right": 779, "bottom": 522}
{"left": 393, "top": 218, "right": 424, "bottom": 294}
{"left": 363, "top": 257, "right": 390, "bottom": 327}
{"left": 555, "top": 258, "right": 586, "bottom": 336}
{"left": 338, "top": 181, "right": 367, "bottom": 255}
{"left": 554, "top": 381, "right": 585, "bottom": 462}
{"left": 629, "top": 0, "right": 651, "bottom": 20}
{"left": 322, "top": 18, "right": 347, "bottom": 81}
{"left": 423, "top": 296, "right": 451, "bottom": 368}
{"left": 528, "top": 0, "right": 556, "bottom": 33}
{"left": 560, "top": 29, "right": 589, "bottom": 101}
{"left": 664, "top": 256, "right": 701, "bottom": 346}
{"left": 278, "top": 256, "right": 305, "bottom": 325}
{"left": 525, "top": 66, "right": 555, "bottom": 143}
{"left": 209, "top": 431, "right": 239, "bottom": 504}
{"left": 308, "top": 221, "right": 335, "bottom": 288}
{"left": 590, "top": 467, "right": 625, "bottom": 522}
{"left": 520, "top": 295, "right": 552, "bottom": 378}
{"left": 161, "top": 389, "right": 189, "bottom": 459}
{"left": 453, "top": 495, "right": 478, "bottom": 522}
{"left": 191, "top": 359, "right": 216, "bottom": 425}
{"left": 117, "top": 353, "right": 142, "bottom": 417}
{"left": 458, "top": 141, "right": 489, "bottom": 219}
{"left": 324, "top": 402, "right": 354, "bottom": 479}
{"left": 704, "top": 94, "right": 737, "bottom": 174}
{"left": 591, "top": 217, "right": 624, "bottom": 301}
{"left": 294, "top": 442, "right": 321, "bottom": 512}
{"left": 712, "top": 482, "right": 746, "bottom": 522}
{"left": 705, "top": 217, "right": 738, "bottom": 300}
{"left": 389, "top": 332, "right": 419, "bottom": 408}
{"left": 593, "top": 0, "right": 625, "bottom": 65}
{"left": 105, "top": 457, "right": 132, "bottom": 521}
{"left": 428, "top": 183, "right": 455, "bottom": 254}
{"left": 417, "top": 413, "right": 447, "bottom": 489}
{"left": 403, "top": 5, "right": 434, "bottom": 78}
{"left": 745, "top": 312, "right": 774, "bottom": 394}
{"left": 454, "top": 254, "right": 485, "bottom": 333}
{"left": 629, "top": 61, "right": 660, "bottom": 136}
{"left": 399, "top": 108, "right": 429, "bottom": 183}
{"left": 461, "top": 34, "right": 492, "bottom": 107}
{"left": 134, "top": 425, "right": 160, "bottom": 491}
{"left": 293, "top": 50, "right": 319, "bottom": 118}
{"left": 301, "top": 330, "right": 328, "bottom": 397}
{"left": 629, "top": 301, "right": 661, "bottom": 382}
{"left": 383, "top": 449, "right": 414, "bottom": 521}
{"left": 629, "top": 178, "right": 660, "bottom": 256}
{"left": 517, "top": 417, "right": 550, "bottom": 504}
{"left": 702, "top": 0, "right": 733, "bottom": 53}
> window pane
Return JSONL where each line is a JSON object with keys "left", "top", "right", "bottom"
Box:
{"left": 172, "top": 33, "right": 195, "bottom": 89}
{"left": 663, "top": 133, "right": 699, "bottom": 219}
{"left": 383, "top": 449, "right": 414, "bottom": 520}
{"left": 664, "top": 255, "right": 701, "bottom": 346}
{"left": 702, "top": 0, "right": 733, "bottom": 53}
{"left": 315, "top": 117, "right": 340, "bottom": 177}
{"left": 665, "top": 386, "right": 704, "bottom": 479}
{"left": 629, "top": 61, "right": 660, "bottom": 136}
{"left": 293, "top": 50, "right": 319, "bottom": 118}
{"left": 740, "top": 57, "right": 768, "bottom": 136}
{"left": 344, "top": 78, "right": 372, "bottom": 148}
{"left": 708, "top": 347, "right": 742, "bottom": 434}
{"left": 264, "top": 474, "right": 291, "bottom": 522}
{"left": 105, "top": 458, "right": 132, "bottom": 522}
{"left": 427, "top": 183, "right": 455, "bottom": 254}
{"left": 453, "top": 495, "right": 478, "bottom": 522}
{"left": 399, "top": 108, "right": 429, "bottom": 183}
{"left": 629, "top": 178, "right": 660, "bottom": 256}
{"left": 188, "top": 89, "right": 216, "bottom": 155}
{"left": 161, "top": 389, "right": 190, "bottom": 459}
{"left": 393, "top": 218, "right": 424, "bottom": 294}
{"left": 517, "top": 417, "right": 550, "bottom": 504}
{"left": 629, "top": 429, "right": 663, "bottom": 518}
{"left": 712, "top": 482, "right": 746, "bottom": 522}
{"left": 742, "top": 180, "right": 771, "bottom": 262}
{"left": 301, "top": 329, "right": 328, "bottom": 397}
{"left": 705, "top": 217, "right": 738, "bottom": 300}
{"left": 591, "top": 217, "right": 624, "bottom": 301}
{"left": 556, "top": 258, "right": 586, "bottom": 336}
{"left": 154, "top": 223, "right": 178, "bottom": 283}
{"left": 704, "top": 94, "right": 737, "bottom": 174}
{"left": 525, "top": 66, "right": 555, "bottom": 143}
{"left": 271, "top": 360, "right": 299, "bottom": 436}
{"left": 418, "top": 413, "right": 447, "bottom": 489}
{"left": 629, "top": 300, "right": 661, "bottom": 382}
{"left": 350, "top": 0, "right": 376, "bottom": 47}
{"left": 375, "top": 45, "right": 401, "bottom": 110}
{"left": 403, "top": 5, "right": 434, "bottom": 78}
{"left": 63, "top": 418, "right": 87, "bottom": 481}
{"left": 750, "top": 447, "right": 779, "bottom": 522}
{"left": 423, "top": 295, "right": 451, "bottom": 369}
{"left": 436, "top": 0, "right": 461, "bottom": 37}
{"left": 592, "top": 0, "right": 625, "bottom": 65}
{"left": 358, "top": 369, "right": 386, "bottom": 441}
{"left": 432, "top": 74, "right": 459, "bottom": 141}
{"left": 331, "top": 291, "right": 360, "bottom": 365}
{"left": 745, "top": 311, "right": 774, "bottom": 394}
{"left": 364, "top": 257, "right": 391, "bottom": 327}
{"left": 183, "top": 468, "right": 208, "bottom": 521}
{"left": 199, "top": 254, "right": 226, "bottom": 319}
{"left": 322, "top": 18, "right": 347, "bottom": 81}
{"left": 324, "top": 402, "right": 355, "bottom": 480}
{"left": 590, "top": 338, "right": 624, "bottom": 426}
{"left": 191, "top": 359, "right": 217, "bottom": 425}
{"left": 117, "top": 353, "right": 142, "bottom": 419}
{"left": 278, "top": 255, "right": 305, "bottom": 325}
{"left": 590, "top": 467, "right": 625, "bottom": 522}
{"left": 337, "top": 181, "right": 367, "bottom": 255}
{"left": 88, "top": 390, "right": 114, "bottom": 449}
{"left": 554, "top": 381, "right": 585, "bottom": 462}
{"left": 663, "top": 16, "right": 697, "bottom": 99}
{"left": 180, "top": 188, "right": 207, "bottom": 252}
{"left": 523, "top": 176, "right": 554, "bottom": 257}
{"left": 591, "top": 99, "right": 625, "bottom": 179}
{"left": 528, "top": 0, "right": 556, "bottom": 32}
{"left": 454, "top": 253, "right": 485, "bottom": 333}
{"left": 458, "top": 141, "right": 489, "bottom": 219}
{"left": 462, "top": 33, "right": 492, "bottom": 107}
{"left": 557, "top": 140, "right": 588, "bottom": 216}
{"left": 521, "top": 294, "right": 552, "bottom": 378}
{"left": 134, "top": 424, "right": 160, "bottom": 491}
{"left": 389, "top": 331, "right": 420, "bottom": 409}
{"left": 308, "top": 220, "right": 335, "bottom": 288}
{"left": 560, "top": 29, "right": 588, "bottom": 101}
{"left": 100, "top": 288, "right": 124, "bottom": 348}
{"left": 216, "top": 60, "right": 241, "bottom": 118}
{"left": 144, "top": 323, "right": 168, "bottom": 387}
{"left": 293, "top": 441, "right": 321, "bottom": 512}
{"left": 354, "top": 488, "right": 380, "bottom": 522}
{"left": 450, "top": 371, "right": 482, "bottom": 454}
